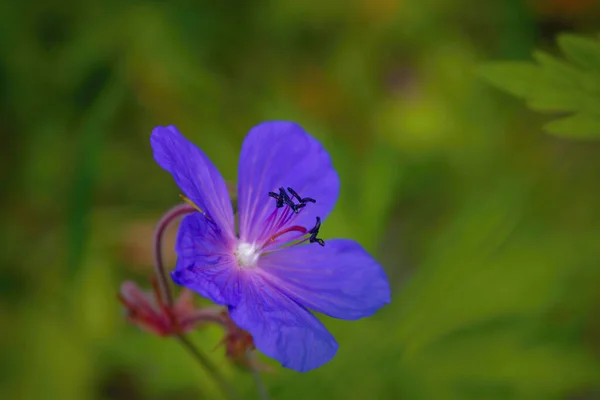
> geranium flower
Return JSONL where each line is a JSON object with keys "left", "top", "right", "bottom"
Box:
{"left": 151, "top": 121, "right": 391, "bottom": 372}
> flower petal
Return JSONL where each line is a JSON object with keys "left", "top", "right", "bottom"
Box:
{"left": 258, "top": 239, "right": 391, "bottom": 320}
{"left": 171, "top": 213, "right": 241, "bottom": 306}
{"left": 237, "top": 121, "right": 340, "bottom": 243}
{"left": 151, "top": 126, "right": 235, "bottom": 241}
{"left": 229, "top": 274, "right": 338, "bottom": 372}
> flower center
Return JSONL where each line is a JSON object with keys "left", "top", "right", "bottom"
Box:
{"left": 235, "top": 242, "right": 261, "bottom": 268}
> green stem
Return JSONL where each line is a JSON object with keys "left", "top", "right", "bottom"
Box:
{"left": 176, "top": 334, "right": 240, "bottom": 400}
{"left": 247, "top": 352, "right": 270, "bottom": 400}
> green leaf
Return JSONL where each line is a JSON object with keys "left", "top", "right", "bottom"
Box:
{"left": 479, "top": 33, "right": 600, "bottom": 139}
{"left": 67, "top": 75, "right": 124, "bottom": 280}
{"left": 545, "top": 113, "right": 600, "bottom": 139}
{"left": 558, "top": 34, "right": 600, "bottom": 74}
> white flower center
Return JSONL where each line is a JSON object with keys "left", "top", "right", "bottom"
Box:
{"left": 235, "top": 242, "right": 261, "bottom": 268}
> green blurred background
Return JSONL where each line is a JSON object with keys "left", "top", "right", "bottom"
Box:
{"left": 3, "top": 0, "right": 600, "bottom": 399}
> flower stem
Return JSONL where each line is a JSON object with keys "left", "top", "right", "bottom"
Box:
{"left": 153, "top": 203, "right": 196, "bottom": 307}
{"left": 153, "top": 203, "right": 239, "bottom": 399}
{"left": 182, "top": 307, "right": 227, "bottom": 327}
{"left": 247, "top": 352, "right": 270, "bottom": 400}
{"left": 176, "top": 334, "right": 240, "bottom": 400}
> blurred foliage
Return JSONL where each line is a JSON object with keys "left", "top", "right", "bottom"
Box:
{"left": 481, "top": 33, "right": 600, "bottom": 139}
{"left": 3, "top": 0, "right": 600, "bottom": 399}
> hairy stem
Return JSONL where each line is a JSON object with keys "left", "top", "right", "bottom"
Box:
{"left": 153, "top": 203, "right": 196, "bottom": 307}
{"left": 181, "top": 307, "right": 227, "bottom": 327}
{"left": 153, "top": 203, "right": 238, "bottom": 399}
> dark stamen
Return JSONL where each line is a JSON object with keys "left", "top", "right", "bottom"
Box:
{"left": 269, "top": 187, "right": 299, "bottom": 213}
{"left": 269, "top": 187, "right": 316, "bottom": 214}
{"left": 268, "top": 191, "right": 284, "bottom": 208}
{"left": 279, "top": 187, "right": 298, "bottom": 211}
{"left": 287, "top": 187, "right": 316, "bottom": 204}
{"left": 308, "top": 216, "right": 321, "bottom": 234}
{"left": 310, "top": 237, "right": 325, "bottom": 246}
{"left": 308, "top": 216, "right": 325, "bottom": 246}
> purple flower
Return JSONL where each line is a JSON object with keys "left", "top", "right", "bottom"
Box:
{"left": 151, "top": 121, "right": 391, "bottom": 372}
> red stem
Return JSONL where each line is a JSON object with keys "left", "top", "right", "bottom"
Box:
{"left": 153, "top": 203, "right": 197, "bottom": 307}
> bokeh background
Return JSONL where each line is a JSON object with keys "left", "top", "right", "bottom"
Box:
{"left": 3, "top": 0, "right": 600, "bottom": 399}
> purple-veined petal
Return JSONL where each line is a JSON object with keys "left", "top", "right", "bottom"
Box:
{"left": 237, "top": 121, "right": 339, "bottom": 243}
{"left": 151, "top": 126, "right": 235, "bottom": 241}
{"left": 258, "top": 239, "right": 391, "bottom": 320}
{"left": 171, "top": 213, "right": 241, "bottom": 306}
{"left": 229, "top": 274, "right": 338, "bottom": 372}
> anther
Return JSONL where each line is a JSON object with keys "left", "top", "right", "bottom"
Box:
{"left": 308, "top": 216, "right": 321, "bottom": 235}
{"left": 269, "top": 187, "right": 294, "bottom": 209}
{"left": 268, "top": 191, "right": 284, "bottom": 208}
{"left": 279, "top": 188, "right": 298, "bottom": 211}
{"left": 308, "top": 216, "right": 325, "bottom": 246}
{"left": 287, "top": 187, "right": 316, "bottom": 205}
{"left": 310, "top": 237, "right": 325, "bottom": 246}
{"left": 268, "top": 187, "right": 308, "bottom": 214}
